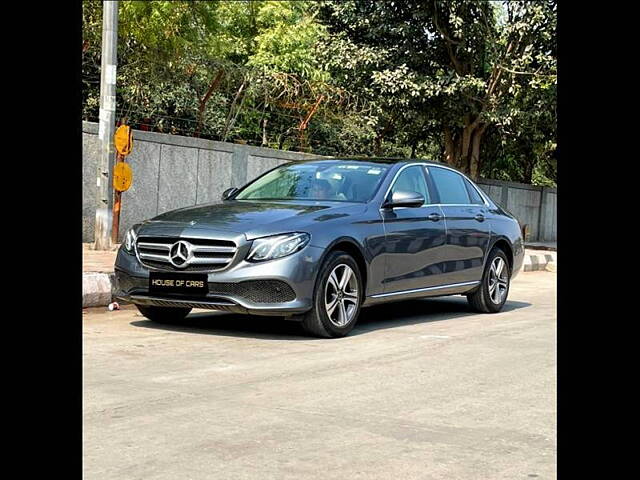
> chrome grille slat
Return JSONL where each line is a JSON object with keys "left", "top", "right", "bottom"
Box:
{"left": 189, "top": 256, "right": 233, "bottom": 265}
{"left": 139, "top": 252, "right": 171, "bottom": 262}
{"left": 138, "top": 242, "right": 171, "bottom": 251}
{"left": 136, "top": 236, "right": 238, "bottom": 272}
{"left": 192, "top": 245, "right": 236, "bottom": 253}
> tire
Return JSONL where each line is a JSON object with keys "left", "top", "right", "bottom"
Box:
{"left": 467, "top": 247, "right": 511, "bottom": 313}
{"left": 135, "top": 305, "right": 192, "bottom": 323}
{"left": 301, "top": 251, "right": 363, "bottom": 338}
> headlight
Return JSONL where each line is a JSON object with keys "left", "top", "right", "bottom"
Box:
{"left": 123, "top": 227, "right": 138, "bottom": 253}
{"left": 247, "top": 233, "right": 310, "bottom": 262}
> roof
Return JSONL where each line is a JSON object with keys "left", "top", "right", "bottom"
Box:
{"left": 296, "top": 157, "right": 449, "bottom": 167}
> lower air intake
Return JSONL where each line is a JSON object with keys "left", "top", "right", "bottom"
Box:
{"left": 209, "top": 280, "right": 296, "bottom": 303}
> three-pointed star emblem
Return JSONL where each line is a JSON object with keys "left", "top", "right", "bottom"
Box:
{"left": 169, "top": 240, "right": 191, "bottom": 268}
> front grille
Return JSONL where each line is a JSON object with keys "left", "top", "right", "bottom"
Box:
{"left": 136, "top": 236, "right": 237, "bottom": 272}
{"left": 141, "top": 260, "right": 222, "bottom": 273}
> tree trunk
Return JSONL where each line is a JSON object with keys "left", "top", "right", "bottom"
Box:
{"left": 374, "top": 119, "right": 395, "bottom": 156}
{"left": 443, "top": 127, "right": 457, "bottom": 166}
{"left": 194, "top": 69, "right": 224, "bottom": 138}
{"left": 443, "top": 122, "right": 486, "bottom": 180}
{"left": 522, "top": 160, "right": 534, "bottom": 184}
{"left": 468, "top": 124, "right": 487, "bottom": 180}
{"left": 261, "top": 118, "right": 268, "bottom": 147}
{"left": 225, "top": 90, "right": 248, "bottom": 142}
{"left": 460, "top": 123, "right": 473, "bottom": 163}
{"left": 223, "top": 80, "right": 247, "bottom": 142}
{"left": 374, "top": 135, "right": 383, "bottom": 156}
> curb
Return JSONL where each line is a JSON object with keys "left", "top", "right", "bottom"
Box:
{"left": 524, "top": 243, "right": 557, "bottom": 252}
{"left": 83, "top": 272, "right": 116, "bottom": 308}
{"left": 523, "top": 251, "right": 557, "bottom": 272}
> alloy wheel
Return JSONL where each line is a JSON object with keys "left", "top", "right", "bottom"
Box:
{"left": 324, "top": 264, "right": 359, "bottom": 327}
{"left": 488, "top": 257, "right": 509, "bottom": 304}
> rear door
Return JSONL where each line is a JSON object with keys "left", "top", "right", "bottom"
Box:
{"left": 426, "top": 166, "right": 492, "bottom": 285}
{"left": 381, "top": 165, "right": 447, "bottom": 293}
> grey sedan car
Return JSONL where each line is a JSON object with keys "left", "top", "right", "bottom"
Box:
{"left": 114, "top": 159, "right": 524, "bottom": 337}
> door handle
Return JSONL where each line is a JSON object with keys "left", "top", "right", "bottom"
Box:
{"left": 427, "top": 213, "right": 442, "bottom": 222}
{"left": 474, "top": 213, "right": 485, "bottom": 222}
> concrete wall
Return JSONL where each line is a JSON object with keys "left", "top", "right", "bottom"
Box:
{"left": 83, "top": 122, "right": 557, "bottom": 243}
{"left": 476, "top": 179, "right": 557, "bottom": 242}
{"left": 82, "top": 122, "right": 320, "bottom": 242}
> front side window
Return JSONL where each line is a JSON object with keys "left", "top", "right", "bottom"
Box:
{"left": 390, "top": 166, "right": 431, "bottom": 203}
{"left": 235, "top": 162, "right": 389, "bottom": 202}
{"left": 429, "top": 167, "right": 471, "bottom": 204}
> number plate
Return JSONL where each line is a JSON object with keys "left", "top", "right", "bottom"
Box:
{"left": 149, "top": 272, "right": 208, "bottom": 296}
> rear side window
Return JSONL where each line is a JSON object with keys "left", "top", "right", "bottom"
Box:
{"left": 463, "top": 178, "right": 485, "bottom": 205}
{"left": 429, "top": 167, "right": 471, "bottom": 204}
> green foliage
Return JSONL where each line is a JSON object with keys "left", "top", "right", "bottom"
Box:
{"left": 82, "top": 0, "right": 556, "bottom": 185}
{"left": 118, "top": 1, "right": 222, "bottom": 60}
{"left": 83, "top": 0, "right": 334, "bottom": 143}
{"left": 318, "top": 0, "right": 556, "bottom": 183}
{"left": 248, "top": 2, "right": 329, "bottom": 82}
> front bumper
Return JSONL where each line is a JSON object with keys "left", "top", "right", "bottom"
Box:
{"left": 113, "top": 244, "right": 324, "bottom": 317}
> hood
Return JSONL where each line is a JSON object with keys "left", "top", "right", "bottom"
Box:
{"left": 144, "top": 199, "right": 366, "bottom": 239}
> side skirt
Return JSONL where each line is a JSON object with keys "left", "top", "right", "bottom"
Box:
{"left": 362, "top": 281, "right": 480, "bottom": 307}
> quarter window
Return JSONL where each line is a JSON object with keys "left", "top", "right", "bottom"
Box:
{"left": 390, "top": 166, "right": 431, "bottom": 203}
{"left": 464, "top": 178, "right": 485, "bottom": 205}
{"left": 429, "top": 167, "right": 471, "bottom": 204}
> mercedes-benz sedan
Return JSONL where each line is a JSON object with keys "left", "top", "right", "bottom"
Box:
{"left": 114, "top": 159, "right": 524, "bottom": 337}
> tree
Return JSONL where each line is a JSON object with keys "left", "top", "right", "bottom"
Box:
{"left": 319, "top": 0, "right": 557, "bottom": 179}
{"left": 82, "top": 1, "right": 556, "bottom": 185}
{"left": 83, "top": 1, "right": 340, "bottom": 146}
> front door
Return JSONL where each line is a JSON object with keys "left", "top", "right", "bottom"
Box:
{"left": 381, "top": 165, "right": 447, "bottom": 293}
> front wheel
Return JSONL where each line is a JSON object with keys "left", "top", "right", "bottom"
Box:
{"left": 467, "top": 247, "right": 511, "bottom": 313}
{"left": 136, "top": 305, "right": 192, "bottom": 323}
{"left": 301, "top": 251, "right": 363, "bottom": 338}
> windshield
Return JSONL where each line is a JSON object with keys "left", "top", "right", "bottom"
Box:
{"left": 234, "top": 162, "right": 390, "bottom": 202}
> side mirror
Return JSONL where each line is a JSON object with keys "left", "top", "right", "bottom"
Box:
{"left": 222, "top": 187, "right": 238, "bottom": 201}
{"left": 383, "top": 190, "right": 425, "bottom": 209}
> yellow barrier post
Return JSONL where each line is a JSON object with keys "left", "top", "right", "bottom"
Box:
{"left": 111, "top": 124, "right": 133, "bottom": 244}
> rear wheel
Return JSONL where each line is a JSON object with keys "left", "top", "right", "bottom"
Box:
{"left": 136, "top": 305, "right": 192, "bottom": 323}
{"left": 302, "top": 251, "right": 363, "bottom": 338}
{"left": 467, "top": 247, "right": 511, "bottom": 313}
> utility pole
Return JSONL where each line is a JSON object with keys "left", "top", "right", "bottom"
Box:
{"left": 94, "top": 0, "right": 118, "bottom": 250}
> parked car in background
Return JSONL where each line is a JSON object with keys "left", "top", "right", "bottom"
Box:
{"left": 114, "top": 159, "right": 524, "bottom": 337}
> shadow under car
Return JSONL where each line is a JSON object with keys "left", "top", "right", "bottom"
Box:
{"left": 130, "top": 296, "right": 532, "bottom": 340}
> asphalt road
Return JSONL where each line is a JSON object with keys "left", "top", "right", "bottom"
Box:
{"left": 83, "top": 271, "right": 556, "bottom": 480}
